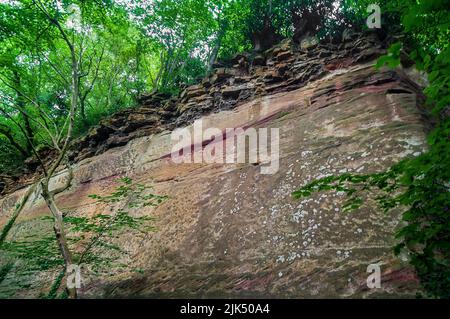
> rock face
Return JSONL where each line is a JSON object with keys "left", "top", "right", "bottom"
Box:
{"left": 0, "top": 31, "right": 429, "bottom": 298}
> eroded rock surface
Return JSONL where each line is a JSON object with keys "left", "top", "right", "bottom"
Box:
{"left": 0, "top": 31, "right": 429, "bottom": 298}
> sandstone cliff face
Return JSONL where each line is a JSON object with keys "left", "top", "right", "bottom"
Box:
{"left": 0, "top": 32, "right": 429, "bottom": 298}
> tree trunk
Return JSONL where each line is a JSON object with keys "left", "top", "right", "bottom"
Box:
{"left": 152, "top": 51, "right": 165, "bottom": 92}
{"left": 159, "top": 49, "right": 173, "bottom": 91}
{"left": 208, "top": 20, "right": 226, "bottom": 72}
{"left": 135, "top": 40, "right": 142, "bottom": 99}
{"left": 41, "top": 185, "right": 77, "bottom": 299}
{"left": 0, "top": 125, "right": 30, "bottom": 158}
{"left": 31, "top": 2, "right": 80, "bottom": 299}
{"left": 251, "top": 15, "right": 279, "bottom": 52}
{"left": 0, "top": 182, "right": 38, "bottom": 246}
{"left": 13, "top": 71, "right": 34, "bottom": 155}
{"left": 80, "top": 98, "right": 87, "bottom": 128}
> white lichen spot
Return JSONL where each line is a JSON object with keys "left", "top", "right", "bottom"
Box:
{"left": 356, "top": 166, "right": 365, "bottom": 173}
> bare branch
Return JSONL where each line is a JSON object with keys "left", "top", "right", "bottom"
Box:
{"left": 37, "top": 52, "right": 71, "bottom": 87}
{"left": 0, "top": 75, "right": 61, "bottom": 146}
{"left": 0, "top": 123, "right": 29, "bottom": 158}
{"left": 34, "top": 0, "right": 75, "bottom": 53}
{"left": 0, "top": 106, "right": 48, "bottom": 176}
